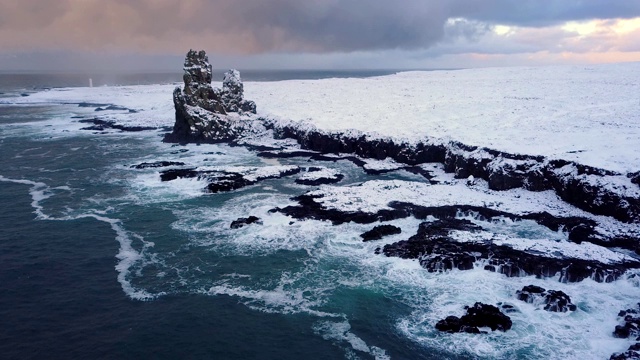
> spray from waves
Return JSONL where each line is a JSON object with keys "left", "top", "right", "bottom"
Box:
{"left": 0, "top": 175, "right": 160, "bottom": 301}
{"left": 205, "top": 266, "right": 392, "bottom": 359}
{"left": 314, "top": 320, "right": 390, "bottom": 360}
{"left": 205, "top": 279, "right": 392, "bottom": 360}
{"left": 166, "top": 187, "right": 640, "bottom": 358}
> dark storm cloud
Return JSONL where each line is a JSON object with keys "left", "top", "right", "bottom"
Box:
{"left": 0, "top": 0, "right": 639, "bottom": 54}
{"left": 455, "top": 0, "right": 640, "bottom": 27}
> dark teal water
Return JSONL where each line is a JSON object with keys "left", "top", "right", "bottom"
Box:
{"left": 0, "top": 95, "right": 431, "bottom": 359}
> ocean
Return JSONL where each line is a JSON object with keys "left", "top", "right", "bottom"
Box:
{"left": 0, "top": 72, "right": 638, "bottom": 360}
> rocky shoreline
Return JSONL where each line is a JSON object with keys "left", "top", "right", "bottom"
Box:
{"left": 151, "top": 50, "right": 640, "bottom": 358}
{"left": 163, "top": 51, "right": 639, "bottom": 226}
{"left": 259, "top": 117, "right": 640, "bottom": 224}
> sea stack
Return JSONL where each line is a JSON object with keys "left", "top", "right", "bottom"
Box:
{"left": 165, "top": 50, "right": 256, "bottom": 143}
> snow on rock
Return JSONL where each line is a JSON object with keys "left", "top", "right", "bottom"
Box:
{"left": 166, "top": 50, "right": 257, "bottom": 143}
{"left": 3, "top": 62, "right": 639, "bottom": 222}
{"left": 362, "top": 158, "right": 405, "bottom": 172}
{"left": 261, "top": 116, "right": 640, "bottom": 223}
{"left": 157, "top": 164, "right": 301, "bottom": 193}
{"left": 279, "top": 178, "right": 640, "bottom": 242}
{"left": 246, "top": 63, "right": 640, "bottom": 174}
{"left": 222, "top": 70, "right": 256, "bottom": 114}
{"left": 295, "top": 167, "right": 344, "bottom": 186}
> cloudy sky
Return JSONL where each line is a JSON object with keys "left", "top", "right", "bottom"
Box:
{"left": 1, "top": 0, "right": 640, "bottom": 71}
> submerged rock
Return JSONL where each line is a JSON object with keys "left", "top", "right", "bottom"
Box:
{"left": 132, "top": 161, "right": 186, "bottom": 169}
{"left": 230, "top": 216, "right": 262, "bottom": 229}
{"left": 79, "top": 118, "right": 156, "bottom": 132}
{"left": 360, "top": 224, "right": 402, "bottom": 242}
{"left": 165, "top": 50, "right": 256, "bottom": 143}
{"left": 435, "top": 302, "right": 512, "bottom": 333}
{"left": 159, "top": 165, "right": 301, "bottom": 193}
{"left": 629, "top": 171, "right": 640, "bottom": 187}
{"left": 516, "top": 285, "right": 577, "bottom": 312}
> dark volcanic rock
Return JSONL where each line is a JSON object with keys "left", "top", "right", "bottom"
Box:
{"left": 160, "top": 166, "right": 300, "bottom": 193}
{"left": 274, "top": 189, "right": 639, "bottom": 255}
{"left": 257, "top": 150, "right": 320, "bottom": 159}
{"left": 78, "top": 102, "right": 110, "bottom": 108}
{"left": 435, "top": 302, "right": 512, "bottom": 333}
{"left": 548, "top": 161, "right": 640, "bottom": 223}
{"left": 629, "top": 172, "right": 640, "bottom": 187}
{"left": 205, "top": 172, "right": 250, "bottom": 193}
{"left": 381, "top": 219, "right": 483, "bottom": 272}
{"left": 164, "top": 50, "right": 256, "bottom": 144}
{"left": 132, "top": 161, "right": 186, "bottom": 169}
{"left": 230, "top": 216, "right": 262, "bottom": 229}
{"left": 610, "top": 350, "right": 640, "bottom": 360}
{"left": 610, "top": 305, "right": 640, "bottom": 360}
{"left": 159, "top": 168, "right": 198, "bottom": 182}
{"left": 516, "top": 285, "right": 577, "bottom": 312}
{"left": 379, "top": 219, "right": 632, "bottom": 283}
{"left": 360, "top": 225, "right": 402, "bottom": 241}
{"left": 613, "top": 304, "right": 640, "bottom": 339}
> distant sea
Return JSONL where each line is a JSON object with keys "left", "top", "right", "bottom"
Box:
{"left": 0, "top": 70, "right": 402, "bottom": 93}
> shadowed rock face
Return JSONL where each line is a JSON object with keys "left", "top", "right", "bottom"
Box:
{"left": 165, "top": 50, "right": 256, "bottom": 143}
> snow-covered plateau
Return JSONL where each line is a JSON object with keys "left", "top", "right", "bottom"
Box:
{"left": 249, "top": 63, "right": 640, "bottom": 174}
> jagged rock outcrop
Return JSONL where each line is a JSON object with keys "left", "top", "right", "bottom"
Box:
{"left": 610, "top": 349, "right": 640, "bottom": 360}
{"left": 221, "top": 70, "right": 256, "bottom": 113}
{"left": 614, "top": 304, "right": 640, "bottom": 339}
{"left": 516, "top": 285, "right": 577, "bottom": 312}
{"left": 165, "top": 50, "right": 256, "bottom": 143}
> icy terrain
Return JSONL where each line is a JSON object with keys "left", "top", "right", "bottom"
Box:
{"left": 247, "top": 63, "right": 640, "bottom": 174}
